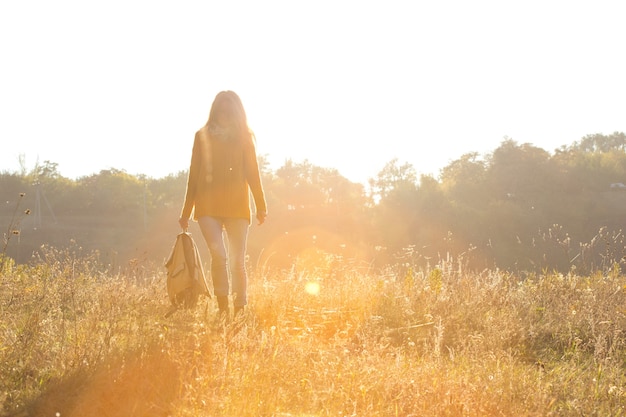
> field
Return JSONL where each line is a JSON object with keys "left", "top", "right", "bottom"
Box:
{"left": 1, "top": 245, "right": 626, "bottom": 416}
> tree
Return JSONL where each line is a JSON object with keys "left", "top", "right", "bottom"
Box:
{"left": 571, "top": 132, "right": 626, "bottom": 153}
{"left": 368, "top": 158, "right": 417, "bottom": 203}
{"left": 368, "top": 159, "right": 420, "bottom": 258}
{"left": 439, "top": 152, "right": 487, "bottom": 205}
{"left": 486, "top": 139, "right": 553, "bottom": 198}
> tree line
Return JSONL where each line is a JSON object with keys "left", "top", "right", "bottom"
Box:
{"left": 2, "top": 132, "right": 626, "bottom": 274}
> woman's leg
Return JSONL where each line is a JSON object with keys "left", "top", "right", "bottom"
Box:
{"left": 223, "top": 218, "right": 250, "bottom": 308}
{"left": 198, "top": 216, "right": 229, "bottom": 301}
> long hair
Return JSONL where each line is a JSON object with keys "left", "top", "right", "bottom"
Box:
{"left": 206, "top": 90, "right": 254, "bottom": 144}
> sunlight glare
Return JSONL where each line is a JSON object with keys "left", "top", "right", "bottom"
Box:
{"left": 304, "top": 281, "right": 320, "bottom": 296}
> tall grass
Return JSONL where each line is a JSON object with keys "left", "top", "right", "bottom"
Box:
{"left": 1, "top": 246, "right": 626, "bottom": 416}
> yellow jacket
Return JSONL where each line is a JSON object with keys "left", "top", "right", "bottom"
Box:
{"left": 181, "top": 126, "right": 267, "bottom": 222}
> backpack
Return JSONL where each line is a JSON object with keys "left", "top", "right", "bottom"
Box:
{"left": 164, "top": 232, "right": 211, "bottom": 312}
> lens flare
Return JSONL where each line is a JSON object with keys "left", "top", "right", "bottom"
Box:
{"left": 305, "top": 281, "right": 320, "bottom": 296}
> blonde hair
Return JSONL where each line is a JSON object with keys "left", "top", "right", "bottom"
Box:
{"left": 206, "top": 90, "right": 254, "bottom": 144}
{"left": 199, "top": 91, "right": 256, "bottom": 183}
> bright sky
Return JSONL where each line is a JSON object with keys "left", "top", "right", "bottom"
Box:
{"left": 1, "top": 1, "right": 625, "bottom": 185}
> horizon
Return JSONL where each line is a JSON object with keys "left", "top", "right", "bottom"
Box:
{"left": 0, "top": 132, "right": 616, "bottom": 185}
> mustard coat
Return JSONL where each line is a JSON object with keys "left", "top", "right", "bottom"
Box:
{"left": 180, "top": 126, "right": 267, "bottom": 223}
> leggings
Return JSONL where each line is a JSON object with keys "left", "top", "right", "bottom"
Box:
{"left": 197, "top": 216, "right": 250, "bottom": 307}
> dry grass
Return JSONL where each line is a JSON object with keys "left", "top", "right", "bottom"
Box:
{"left": 1, "top": 247, "right": 626, "bottom": 416}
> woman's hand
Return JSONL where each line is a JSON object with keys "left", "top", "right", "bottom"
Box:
{"left": 256, "top": 211, "right": 267, "bottom": 225}
{"left": 178, "top": 217, "right": 189, "bottom": 231}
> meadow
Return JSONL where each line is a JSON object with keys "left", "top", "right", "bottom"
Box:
{"left": 1, "top": 244, "right": 626, "bottom": 417}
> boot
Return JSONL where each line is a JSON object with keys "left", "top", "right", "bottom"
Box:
{"left": 217, "top": 296, "right": 229, "bottom": 321}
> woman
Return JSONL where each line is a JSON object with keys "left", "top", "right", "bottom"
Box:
{"left": 179, "top": 90, "right": 267, "bottom": 319}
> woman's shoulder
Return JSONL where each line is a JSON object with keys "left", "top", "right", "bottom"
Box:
{"left": 194, "top": 126, "right": 211, "bottom": 144}
{"left": 195, "top": 125, "right": 210, "bottom": 137}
